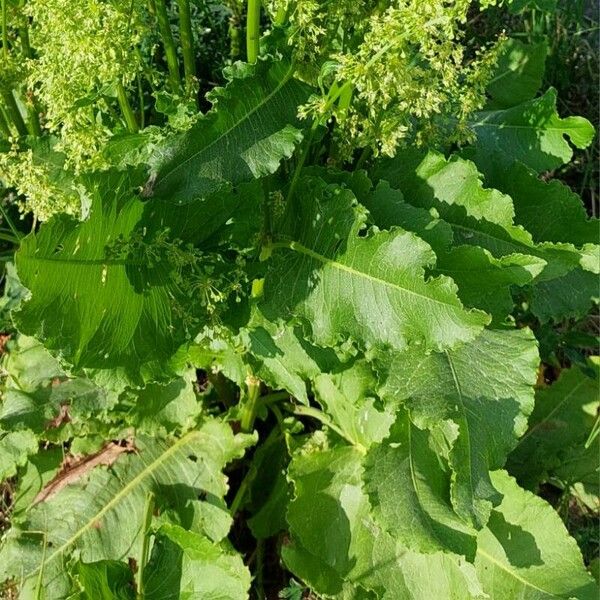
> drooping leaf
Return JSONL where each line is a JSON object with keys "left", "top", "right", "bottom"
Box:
{"left": 14, "top": 171, "right": 241, "bottom": 380}
{"left": 77, "top": 560, "right": 135, "bottom": 600}
{"left": 475, "top": 471, "right": 598, "bottom": 600}
{"left": 378, "top": 328, "right": 539, "bottom": 528}
{"left": 150, "top": 59, "right": 310, "bottom": 204}
{"left": 362, "top": 180, "right": 546, "bottom": 322}
{"left": 508, "top": 364, "right": 600, "bottom": 492}
{"left": 468, "top": 89, "right": 595, "bottom": 174}
{"left": 486, "top": 38, "right": 548, "bottom": 108}
{"left": 313, "top": 361, "right": 395, "bottom": 449}
{"left": 364, "top": 412, "right": 478, "bottom": 559}
{"left": 261, "top": 177, "right": 488, "bottom": 353}
{"left": 143, "top": 524, "right": 251, "bottom": 600}
{"left": 284, "top": 440, "right": 486, "bottom": 599}
{"left": 485, "top": 162, "right": 599, "bottom": 247}
{"left": 0, "top": 419, "right": 254, "bottom": 593}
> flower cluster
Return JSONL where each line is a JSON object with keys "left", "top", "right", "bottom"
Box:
{"left": 0, "top": 142, "right": 80, "bottom": 221}
{"left": 275, "top": 0, "right": 505, "bottom": 158}
{"left": 26, "top": 0, "right": 150, "bottom": 171}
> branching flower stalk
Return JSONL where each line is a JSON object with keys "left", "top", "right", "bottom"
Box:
{"left": 177, "top": 0, "right": 197, "bottom": 100}
{"left": 152, "top": 0, "right": 182, "bottom": 95}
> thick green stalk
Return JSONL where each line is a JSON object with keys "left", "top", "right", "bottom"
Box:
{"left": 239, "top": 375, "right": 261, "bottom": 432}
{"left": 18, "top": 19, "right": 42, "bottom": 137}
{"left": 136, "top": 491, "right": 155, "bottom": 599}
{"left": 0, "top": 108, "right": 10, "bottom": 137}
{"left": 177, "top": 0, "right": 196, "bottom": 96}
{"left": 153, "top": 0, "right": 182, "bottom": 94}
{"left": 116, "top": 81, "right": 139, "bottom": 133}
{"left": 1, "top": 0, "right": 7, "bottom": 59}
{"left": 274, "top": 4, "right": 288, "bottom": 26}
{"left": 1, "top": 90, "right": 27, "bottom": 136}
{"left": 246, "top": 0, "right": 260, "bottom": 63}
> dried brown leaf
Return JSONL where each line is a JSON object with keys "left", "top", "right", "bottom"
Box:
{"left": 33, "top": 440, "right": 135, "bottom": 505}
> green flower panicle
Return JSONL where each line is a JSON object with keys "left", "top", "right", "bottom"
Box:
{"left": 276, "top": 0, "right": 505, "bottom": 158}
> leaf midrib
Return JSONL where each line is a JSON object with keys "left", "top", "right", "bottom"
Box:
{"left": 272, "top": 240, "right": 479, "bottom": 313}
{"left": 23, "top": 431, "right": 201, "bottom": 580}
{"left": 477, "top": 547, "right": 560, "bottom": 597}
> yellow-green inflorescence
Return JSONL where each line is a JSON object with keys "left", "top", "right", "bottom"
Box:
{"left": 26, "top": 0, "right": 149, "bottom": 171}
{"left": 272, "top": 0, "right": 506, "bottom": 159}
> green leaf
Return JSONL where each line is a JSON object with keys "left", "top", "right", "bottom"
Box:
{"left": 77, "top": 560, "right": 135, "bottom": 600}
{"left": 469, "top": 89, "right": 595, "bottom": 174}
{"left": 262, "top": 177, "right": 488, "bottom": 353}
{"left": 0, "top": 419, "right": 254, "bottom": 593}
{"left": 313, "top": 361, "right": 395, "bottom": 449}
{"left": 284, "top": 441, "right": 486, "bottom": 599}
{"left": 0, "top": 429, "right": 38, "bottom": 481}
{"left": 150, "top": 59, "right": 310, "bottom": 204}
{"left": 377, "top": 151, "right": 516, "bottom": 228}
{"left": 529, "top": 267, "right": 598, "bottom": 323}
{"left": 243, "top": 308, "right": 340, "bottom": 405}
{"left": 475, "top": 471, "right": 598, "bottom": 600}
{"left": 14, "top": 171, "right": 240, "bottom": 380}
{"left": 114, "top": 369, "right": 202, "bottom": 435}
{"left": 508, "top": 364, "right": 600, "bottom": 491}
{"left": 486, "top": 162, "right": 599, "bottom": 247}
{"left": 378, "top": 328, "right": 539, "bottom": 528}
{"left": 486, "top": 38, "right": 548, "bottom": 108}
{"left": 143, "top": 524, "right": 251, "bottom": 600}
{"left": 435, "top": 247, "right": 545, "bottom": 323}
{"left": 362, "top": 180, "right": 545, "bottom": 322}
{"left": 364, "top": 412, "right": 478, "bottom": 558}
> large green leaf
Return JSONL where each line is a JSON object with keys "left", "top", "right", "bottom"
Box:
{"left": 0, "top": 419, "right": 254, "bottom": 595}
{"left": 508, "top": 364, "right": 600, "bottom": 491}
{"left": 150, "top": 59, "right": 310, "bottom": 204}
{"left": 378, "top": 328, "right": 539, "bottom": 528}
{"left": 468, "top": 89, "right": 595, "bottom": 174}
{"left": 486, "top": 162, "right": 599, "bottom": 247}
{"left": 364, "top": 412, "right": 478, "bottom": 558}
{"left": 143, "top": 524, "right": 251, "bottom": 599}
{"left": 362, "top": 180, "right": 545, "bottom": 322}
{"left": 486, "top": 38, "right": 547, "bottom": 109}
{"left": 284, "top": 441, "right": 486, "bottom": 599}
{"left": 261, "top": 177, "right": 488, "bottom": 353}
{"left": 373, "top": 151, "right": 592, "bottom": 320}
{"left": 476, "top": 471, "right": 598, "bottom": 600}
{"left": 14, "top": 171, "right": 241, "bottom": 380}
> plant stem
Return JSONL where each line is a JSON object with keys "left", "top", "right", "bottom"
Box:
{"left": 274, "top": 4, "right": 288, "bottom": 26}
{"left": 1, "top": 0, "right": 8, "bottom": 59}
{"left": 229, "top": 426, "right": 281, "bottom": 516}
{"left": 1, "top": 90, "right": 28, "bottom": 137}
{"left": 0, "top": 109, "right": 10, "bottom": 137}
{"left": 153, "top": 0, "right": 182, "bottom": 94}
{"left": 240, "top": 375, "right": 261, "bottom": 432}
{"left": 246, "top": 0, "right": 260, "bottom": 63}
{"left": 137, "top": 491, "right": 155, "bottom": 599}
{"left": 0, "top": 201, "right": 22, "bottom": 241}
{"left": 255, "top": 539, "right": 265, "bottom": 599}
{"left": 177, "top": 0, "right": 196, "bottom": 98}
{"left": 116, "top": 81, "right": 139, "bottom": 133}
{"left": 18, "top": 15, "right": 42, "bottom": 137}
